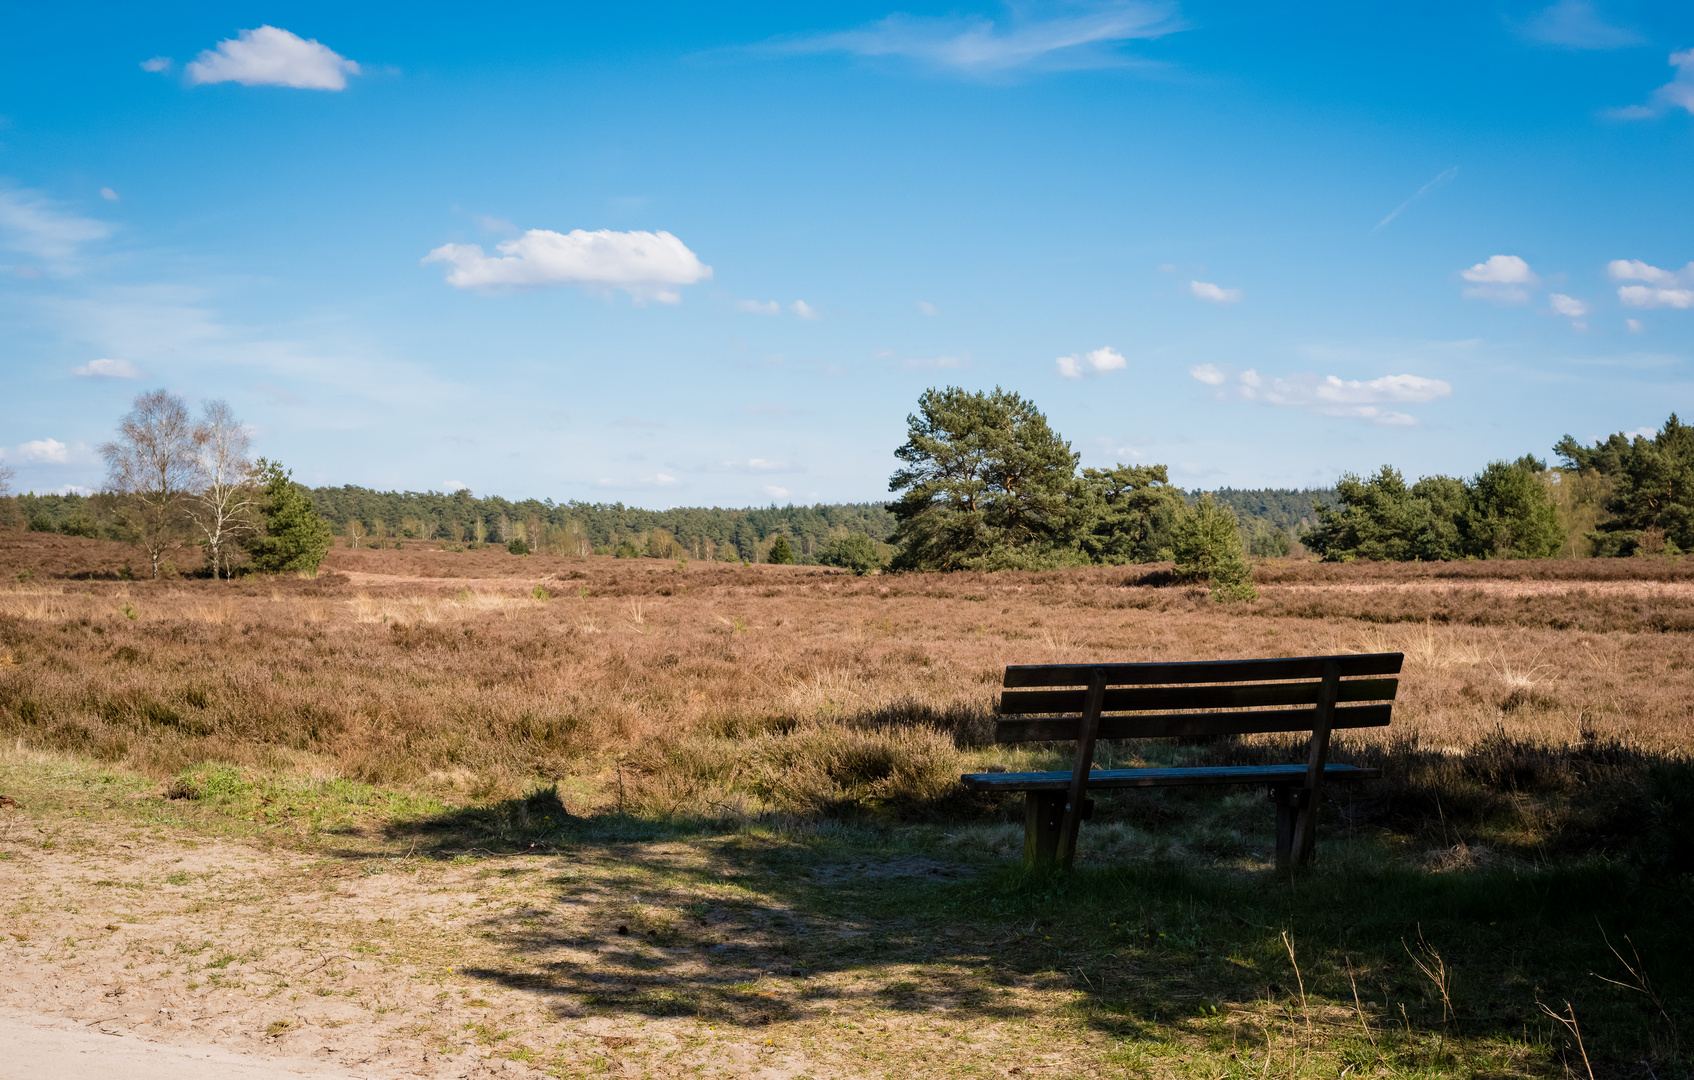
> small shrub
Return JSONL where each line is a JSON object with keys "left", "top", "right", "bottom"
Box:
{"left": 768, "top": 536, "right": 796, "bottom": 564}
{"left": 614, "top": 541, "right": 640, "bottom": 559}
{"left": 507, "top": 538, "right": 530, "bottom": 556}
{"left": 818, "top": 534, "right": 885, "bottom": 575}
{"left": 530, "top": 584, "right": 550, "bottom": 600}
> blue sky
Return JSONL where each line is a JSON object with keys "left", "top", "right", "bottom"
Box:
{"left": 2, "top": 2, "right": 1692, "bottom": 505}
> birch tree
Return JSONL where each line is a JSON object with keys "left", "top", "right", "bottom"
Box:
{"left": 100, "top": 390, "right": 199, "bottom": 579}
{"left": 188, "top": 399, "right": 258, "bottom": 579}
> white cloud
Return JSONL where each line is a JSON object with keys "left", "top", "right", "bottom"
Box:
{"left": 99, "top": 187, "right": 119, "bottom": 202}
{"left": 596, "top": 473, "right": 679, "bottom": 489}
{"left": 1624, "top": 426, "right": 1657, "bottom": 440}
{"left": 1055, "top": 345, "right": 1126, "bottom": 379}
{"left": 1372, "top": 166, "right": 1458, "bottom": 233}
{"left": 765, "top": 1, "right": 1183, "bottom": 75}
{"left": 1620, "top": 285, "right": 1694, "bottom": 308}
{"left": 186, "top": 26, "right": 359, "bottom": 90}
{"left": 1519, "top": 0, "right": 1642, "bottom": 49}
{"left": 1663, "top": 49, "right": 1694, "bottom": 114}
{"left": 1549, "top": 294, "right": 1588, "bottom": 317}
{"left": 1608, "top": 258, "right": 1694, "bottom": 307}
{"left": 736, "top": 299, "right": 779, "bottom": 314}
{"left": 1191, "top": 366, "right": 1452, "bottom": 426}
{"left": 423, "top": 228, "right": 712, "bottom": 301}
{"left": 790, "top": 299, "right": 820, "bottom": 320}
{"left": 140, "top": 56, "right": 172, "bottom": 73}
{"left": 444, "top": 480, "right": 468, "bottom": 492}
{"left": 16, "top": 438, "right": 70, "bottom": 464}
{"left": 1627, "top": 318, "right": 1645, "bottom": 333}
{"left": 0, "top": 186, "right": 113, "bottom": 265}
{"left": 70, "top": 357, "right": 144, "bottom": 380}
{"left": 1190, "top": 280, "right": 1242, "bottom": 304}
{"left": 916, "top": 300, "right": 939, "bottom": 316}
{"left": 1460, "top": 254, "right": 1538, "bottom": 303}
{"left": 763, "top": 485, "right": 791, "bottom": 499}
{"left": 56, "top": 484, "right": 95, "bottom": 496}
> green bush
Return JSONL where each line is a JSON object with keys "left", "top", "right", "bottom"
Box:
{"left": 1172, "top": 494, "right": 1256, "bottom": 602}
{"left": 613, "top": 540, "right": 641, "bottom": 559}
{"left": 768, "top": 535, "right": 795, "bottom": 564}
{"left": 818, "top": 534, "right": 885, "bottom": 575}
{"left": 507, "top": 537, "right": 530, "bottom": 555}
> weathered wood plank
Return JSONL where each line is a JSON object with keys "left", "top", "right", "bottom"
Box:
{"left": 998, "top": 677, "right": 1398, "bottom": 716}
{"left": 960, "top": 763, "right": 1382, "bottom": 792}
{"left": 992, "top": 703, "right": 1393, "bottom": 743}
{"left": 1002, "top": 652, "right": 1403, "bottom": 688}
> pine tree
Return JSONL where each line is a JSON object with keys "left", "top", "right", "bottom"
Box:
{"left": 244, "top": 459, "right": 333, "bottom": 575}
{"left": 768, "top": 535, "right": 795, "bottom": 564}
{"left": 1172, "top": 494, "right": 1257, "bottom": 602}
{"left": 888, "top": 386, "right": 1084, "bottom": 571}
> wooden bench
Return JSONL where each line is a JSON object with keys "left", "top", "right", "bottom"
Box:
{"left": 961, "top": 653, "right": 1403, "bottom": 868}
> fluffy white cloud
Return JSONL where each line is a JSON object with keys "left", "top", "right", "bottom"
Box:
{"left": 0, "top": 186, "right": 112, "bottom": 264}
{"left": 140, "top": 56, "right": 172, "bottom": 73}
{"left": 736, "top": 299, "right": 779, "bottom": 314}
{"left": 70, "top": 357, "right": 143, "bottom": 380}
{"left": 708, "top": 458, "right": 796, "bottom": 474}
{"left": 1627, "top": 318, "right": 1645, "bottom": 333}
{"left": 916, "top": 300, "right": 939, "bottom": 316}
{"left": 790, "top": 299, "right": 821, "bottom": 320}
{"left": 768, "top": 1, "right": 1183, "bottom": 74}
{"left": 1519, "top": 0, "right": 1642, "bottom": 49}
{"left": 1658, "top": 49, "right": 1694, "bottom": 114}
{"left": 1549, "top": 294, "right": 1588, "bottom": 317}
{"left": 1460, "top": 254, "right": 1538, "bottom": 303}
{"left": 444, "top": 480, "right": 468, "bottom": 492}
{"left": 99, "top": 187, "right": 119, "bottom": 202}
{"left": 763, "top": 485, "right": 791, "bottom": 499}
{"left": 1609, "top": 258, "right": 1694, "bottom": 308}
{"left": 16, "top": 438, "right": 70, "bottom": 464}
{"left": 186, "top": 27, "right": 359, "bottom": 90}
{"left": 423, "top": 229, "right": 712, "bottom": 301}
{"left": 1055, "top": 345, "right": 1126, "bottom": 379}
{"left": 1190, "top": 280, "right": 1242, "bottom": 304}
{"left": 1191, "top": 366, "right": 1452, "bottom": 425}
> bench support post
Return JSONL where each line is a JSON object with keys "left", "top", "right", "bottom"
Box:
{"left": 1056, "top": 669, "right": 1109, "bottom": 870}
{"left": 1024, "top": 791, "right": 1066, "bottom": 867}
{"left": 1288, "top": 659, "right": 1342, "bottom": 868}
{"left": 1270, "top": 786, "right": 1306, "bottom": 867}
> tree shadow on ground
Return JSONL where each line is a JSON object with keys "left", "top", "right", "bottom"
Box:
{"left": 347, "top": 786, "right": 1694, "bottom": 1076}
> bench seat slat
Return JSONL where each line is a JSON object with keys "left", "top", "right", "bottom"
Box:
{"left": 994, "top": 703, "right": 1392, "bottom": 743}
{"left": 1000, "top": 677, "right": 1397, "bottom": 716}
{"left": 1002, "top": 653, "right": 1403, "bottom": 688}
{"left": 961, "top": 763, "right": 1382, "bottom": 791}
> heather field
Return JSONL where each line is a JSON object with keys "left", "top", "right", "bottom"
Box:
{"left": 1, "top": 528, "right": 1691, "bottom": 1079}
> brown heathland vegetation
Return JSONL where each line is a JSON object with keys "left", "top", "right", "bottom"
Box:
{"left": 3, "top": 528, "right": 1692, "bottom": 1079}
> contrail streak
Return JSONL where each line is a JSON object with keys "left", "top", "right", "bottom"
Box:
{"left": 1371, "top": 166, "right": 1459, "bottom": 234}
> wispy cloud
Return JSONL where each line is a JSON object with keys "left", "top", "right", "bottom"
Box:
{"left": 1516, "top": 0, "right": 1643, "bottom": 49}
{"left": 0, "top": 185, "right": 113, "bottom": 268}
{"left": 1611, "top": 49, "right": 1694, "bottom": 118}
{"left": 1460, "top": 254, "right": 1538, "bottom": 304}
{"left": 1055, "top": 345, "right": 1126, "bottom": 379}
{"left": 186, "top": 26, "right": 360, "bottom": 91}
{"left": 735, "top": 298, "right": 780, "bottom": 314}
{"left": 1189, "top": 280, "right": 1241, "bottom": 304}
{"left": 902, "top": 353, "right": 971, "bottom": 370}
{"left": 1190, "top": 365, "right": 1452, "bottom": 425}
{"left": 790, "top": 299, "right": 821, "bottom": 320}
{"left": 423, "top": 228, "right": 712, "bottom": 302}
{"left": 916, "top": 300, "right": 939, "bottom": 316}
{"left": 69, "top": 357, "right": 144, "bottom": 380}
{"left": 1371, "top": 166, "right": 1458, "bottom": 233}
{"left": 706, "top": 458, "right": 802, "bottom": 474}
{"left": 760, "top": 1, "right": 1184, "bottom": 75}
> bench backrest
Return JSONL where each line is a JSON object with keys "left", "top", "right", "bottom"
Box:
{"left": 995, "top": 652, "right": 1403, "bottom": 744}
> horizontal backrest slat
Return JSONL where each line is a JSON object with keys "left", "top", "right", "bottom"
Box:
{"left": 1002, "top": 652, "right": 1403, "bottom": 688}
{"left": 999, "top": 677, "right": 1397, "bottom": 716}
{"left": 995, "top": 704, "right": 1393, "bottom": 743}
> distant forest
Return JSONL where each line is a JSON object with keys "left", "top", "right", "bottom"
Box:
{"left": 9, "top": 484, "right": 1337, "bottom": 564}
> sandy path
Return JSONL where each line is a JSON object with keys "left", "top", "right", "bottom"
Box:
{"left": 0, "top": 1010, "right": 367, "bottom": 1079}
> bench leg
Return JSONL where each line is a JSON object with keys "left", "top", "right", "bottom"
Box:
{"left": 1271, "top": 786, "right": 1309, "bottom": 869}
{"left": 1024, "top": 792, "right": 1066, "bottom": 868}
